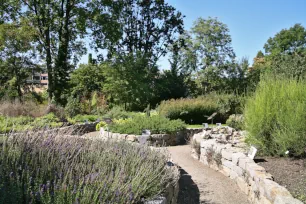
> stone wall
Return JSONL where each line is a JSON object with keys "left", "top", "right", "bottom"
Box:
{"left": 191, "top": 127, "right": 303, "bottom": 204}
{"left": 95, "top": 128, "right": 202, "bottom": 146}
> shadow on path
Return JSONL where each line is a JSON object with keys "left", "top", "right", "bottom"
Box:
{"left": 177, "top": 167, "right": 215, "bottom": 204}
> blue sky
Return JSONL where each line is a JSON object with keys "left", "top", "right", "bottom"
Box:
{"left": 80, "top": 0, "right": 306, "bottom": 68}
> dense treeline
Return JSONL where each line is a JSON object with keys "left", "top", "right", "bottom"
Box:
{"left": 0, "top": 1, "right": 305, "bottom": 112}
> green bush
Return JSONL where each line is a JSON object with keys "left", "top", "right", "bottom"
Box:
{"left": 158, "top": 93, "right": 244, "bottom": 124}
{"left": 226, "top": 114, "right": 244, "bottom": 130}
{"left": 244, "top": 76, "right": 306, "bottom": 156}
{"left": 103, "top": 106, "right": 130, "bottom": 119}
{"left": 0, "top": 115, "right": 34, "bottom": 133}
{"left": 109, "top": 115, "right": 186, "bottom": 135}
{"left": 69, "top": 114, "right": 100, "bottom": 124}
{"left": 64, "top": 96, "right": 82, "bottom": 117}
{"left": 32, "top": 113, "right": 62, "bottom": 128}
{"left": 0, "top": 113, "right": 63, "bottom": 133}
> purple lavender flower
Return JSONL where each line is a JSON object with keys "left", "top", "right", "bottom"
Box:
{"left": 74, "top": 198, "right": 80, "bottom": 204}
{"left": 115, "top": 189, "right": 120, "bottom": 197}
{"left": 129, "top": 192, "right": 134, "bottom": 201}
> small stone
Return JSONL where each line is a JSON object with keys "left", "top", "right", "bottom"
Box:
{"left": 232, "top": 152, "right": 246, "bottom": 165}
{"left": 236, "top": 176, "right": 249, "bottom": 195}
{"left": 222, "top": 159, "right": 235, "bottom": 169}
{"left": 220, "top": 166, "right": 231, "bottom": 177}
{"left": 232, "top": 165, "right": 244, "bottom": 177}
{"left": 238, "top": 157, "right": 254, "bottom": 169}
{"left": 221, "top": 149, "right": 233, "bottom": 161}
{"left": 262, "top": 179, "right": 291, "bottom": 202}
{"left": 273, "top": 195, "right": 304, "bottom": 204}
{"left": 230, "top": 169, "right": 239, "bottom": 179}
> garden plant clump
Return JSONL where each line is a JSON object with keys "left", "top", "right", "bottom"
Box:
{"left": 0, "top": 129, "right": 178, "bottom": 203}
{"left": 0, "top": 113, "right": 64, "bottom": 134}
{"left": 158, "top": 93, "right": 244, "bottom": 124}
{"left": 226, "top": 114, "right": 244, "bottom": 130}
{"left": 244, "top": 75, "right": 306, "bottom": 156}
{"left": 102, "top": 115, "right": 186, "bottom": 135}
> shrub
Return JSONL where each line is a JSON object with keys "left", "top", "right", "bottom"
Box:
{"left": 103, "top": 106, "right": 130, "bottom": 120}
{"left": 109, "top": 115, "right": 186, "bottom": 135}
{"left": 0, "top": 130, "right": 178, "bottom": 203}
{"left": 0, "top": 114, "right": 63, "bottom": 133}
{"left": 158, "top": 93, "right": 243, "bottom": 124}
{"left": 96, "top": 121, "right": 107, "bottom": 131}
{"left": 0, "top": 115, "right": 34, "bottom": 133}
{"left": 190, "top": 139, "right": 201, "bottom": 158}
{"left": 69, "top": 114, "right": 100, "bottom": 124}
{"left": 65, "top": 96, "right": 82, "bottom": 117}
{"left": 32, "top": 113, "right": 63, "bottom": 128}
{"left": 244, "top": 76, "right": 306, "bottom": 156}
{"left": 226, "top": 114, "right": 244, "bottom": 130}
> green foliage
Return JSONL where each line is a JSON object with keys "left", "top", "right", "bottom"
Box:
{"left": 69, "top": 114, "right": 99, "bottom": 124}
{"left": 262, "top": 24, "right": 306, "bottom": 79}
{"left": 264, "top": 24, "right": 306, "bottom": 56}
{"left": 191, "top": 17, "right": 235, "bottom": 69}
{"left": 158, "top": 93, "right": 243, "bottom": 124}
{"left": 69, "top": 64, "right": 104, "bottom": 98}
{"left": 244, "top": 76, "right": 306, "bottom": 156}
{"left": 102, "top": 55, "right": 158, "bottom": 111}
{"left": 96, "top": 121, "right": 107, "bottom": 131}
{"left": 109, "top": 115, "right": 186, "bottom": 135}
{"left": 32, "top": 113, "right": 62, "bottom": 128}
{"left": 226, "top": 114, "right": 244, "bottom": 130}
{"left": 0, "top": 131, "right": 177, "bottom": 203}
{"left": 0, "top": 113, "right": 63, "bottom": 133}
{"left": 103, "top": 106, "right": 131, "bottom": 120}
{"left": 65, "top": 97, "right": 82, "bottom": 118}
{"left": 0, "top": 21, "right": 39, "bottom": 100}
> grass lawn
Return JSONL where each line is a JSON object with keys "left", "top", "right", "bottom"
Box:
{"left": 187, "top": 124, "right": 225, "bottom": 128}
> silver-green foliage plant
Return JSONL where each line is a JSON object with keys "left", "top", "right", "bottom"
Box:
{"left": 226, "top": 114, "right": 244, "bottom": 130}
{"left": 244, "top": 75, "right": 306, "bottom": 156}
{"left": 0, "top": 129, "right": 178, "bottom": 203}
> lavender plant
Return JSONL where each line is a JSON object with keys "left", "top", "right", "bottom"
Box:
{"left": 0, "top": 129, "right": 178, "bottom": 203}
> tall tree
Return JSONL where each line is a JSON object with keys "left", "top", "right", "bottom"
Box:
{"left": 91, "top": 0, "right": 184, "bottom": 110}
{"left": 191, "top": 17, "right": 236, "bottom": 70}
{"left": 5, "top": 0, "right": 89, "bottom": 104}
{"left": 263, "top": 24, "right": 306, "bottom": 79}
{"left": 264, "top": 24, "right": 306, "bottom": 56}
{"left": 189, "top": 17, "right": 236, "bottom": 93}
{"left": 0, "top": 21, "right": 39, "bottom": 100}
{"left": 92, "top": 0, "right": 184, "bottom": 63}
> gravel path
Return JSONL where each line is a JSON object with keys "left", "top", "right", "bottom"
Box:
{"left": 167, "top": 145, "right": 249, "bottom": 204}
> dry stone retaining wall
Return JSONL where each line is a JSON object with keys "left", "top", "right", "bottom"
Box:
{"left": 191, "top": 127, "right": 303, "bottom": 204}
{"left": 96, "top": 128, "right": 202, "bottom": 146}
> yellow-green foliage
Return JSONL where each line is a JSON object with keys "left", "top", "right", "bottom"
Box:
{"left": 0, "top": 113, "right": 63, "bottom": 133}
{"left": 95, "top": 121, "right": 107, "bottom": 130}
{"left": 244, "top": 76, "right": 306, "bottom": 156}
{"left": 158, "top": 93, "right": 242, "bottom": 124}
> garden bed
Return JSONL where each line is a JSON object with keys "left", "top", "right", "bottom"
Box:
{"left": 257, "top": 157, "right": 306, "bottom": 203}
{"left": 0, "top": 129, "right": 179, "bottom": 203}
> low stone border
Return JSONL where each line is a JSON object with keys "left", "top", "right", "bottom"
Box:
{"left": 96, "top": 128, "right": 203, "bottom": 146}
{"left": 191, "top": 127, "right": 303, "bottom": 204}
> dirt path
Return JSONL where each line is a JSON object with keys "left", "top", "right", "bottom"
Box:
{"left": 167, "top": 145, "right": 249, "bottom": 204}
